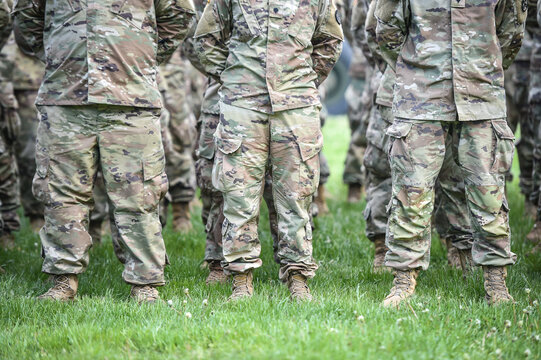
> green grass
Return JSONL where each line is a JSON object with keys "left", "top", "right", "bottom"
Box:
{"left": 1, "top": 116, "right": 540, "bottom": 359}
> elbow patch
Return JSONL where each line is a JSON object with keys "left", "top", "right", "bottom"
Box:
{"left": 515, "top": 0, "right": 528, "bottom": 24}
{"left": 320, "top": 0, "right": 344, "bottom": 40}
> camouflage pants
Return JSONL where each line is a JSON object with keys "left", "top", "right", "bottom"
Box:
{"left": 214, "top": 103, "right": 320, "bottom": 281}
{"left": 162, "top": 66, "right": 197, "bottom": 204}
{"left": 14, "top": 90, "right": 42, "bottom": 220}
{"left": 505, "top": 61, "right": 534, "bottom": 197}
{"left": 530, "top": 34, "right": 541, "bottom": 212}
{"left": 385, "top": 119, "right": 516, "bottom": 270}
{"left": 343, "top": 77, "right": 367, "bottom": 185}
{"left": 0, "top": 127, "right": 20, "bottom": 233}
{"left": 364, "top": 106, "right": 473, "bottom": 249}
{"left": 34, "top": 105, "right": 168, "bottom": 285}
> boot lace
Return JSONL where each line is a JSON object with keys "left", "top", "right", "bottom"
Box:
{"left": 133, "top": 286, "right": 159, "bottom": 301}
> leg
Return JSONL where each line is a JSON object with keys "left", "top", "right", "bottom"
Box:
{"left": 14, "top": 90, "right": 43, "bottom": 229}
{"left": 215, "top": 103, "right": 269, "bottom": 276}
{"left": 457, "top": 120, "right": 516, "bottom": 266}
{"left": 363, "top": 105, "right": 393, "bottom": 271}
{"left": 270, "top": 106, "right": 321, "bottom": 282}
{"left": 34, "top": 106, "right": 97, "bottom": 276}
{"left": 99, "top": 106, "right": 168, "bottom": 286}
{"left": 385, "top": 120, "right": 446, "bottom": 271}
{"left": 457, "top": 120, "right": 516, "bottom": 305}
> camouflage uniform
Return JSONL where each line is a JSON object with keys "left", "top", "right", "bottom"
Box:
{"left": 0, "top": 35, "right": 44, "bottom": 227}
{"left": 13, "top": 0, "right": 195, "bottom": 284}
{"left": 160, "top": 50, "right": 197, "bottom": 206}
{"left": 0, "top": 33, "right": 21, "bottom": 238}
{"left": 343, "top": 0, "right": 368, "bottom": 189}
{"left": 195, "top": 0, "right": 343, "bottom": 280}
{"left": 530, "top": 2, "right": 541, "bottom": 215}
{"left": 505, "top": 32, "right": 535, "bottom": 198}
{"left": 376, "top": 0, "right": 524, "bottom": 270}
{"left": 361, "top": 0, "right": 473, "bottom": 253}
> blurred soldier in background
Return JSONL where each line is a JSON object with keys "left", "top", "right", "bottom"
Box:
{"left": 1, "top": 36, "right": 45, "bottom": 232}
{"left": 13, "top": 0, "right": 196, "bottom": 302}
{"left": 526, "top": 0, "right": 541, "bottom": 249}
{"left": 343, "top": 0, "right": 369, "bottom": 203}
{"left": 0, "top": 0, "right": 19, "bottom": 254}
{"left": 160, "top": 50, "right": 198, "bottom": 232}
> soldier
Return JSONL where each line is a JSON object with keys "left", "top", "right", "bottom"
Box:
{"left": 13, "top": 0, "right": 196, "bottom": 302}
{"left": 376, "top": 0, "right": 524, "bottom": 307}
{"left": 0, "top": 9, "right": 22, "bottom": 251}
{"left": 160, "top": 50, "right": 198, "bottom": 232}
{"left": 0, "top": 36, "right": 45, "bottom": 232}
{"left": 343, "top": 0, "right": 369, "bottom": 203}
{"left": 195, "top": 0, "right": 343, "bottom": 301}
{"left": 526, "top": 0, "right": 541, "bottom": 247}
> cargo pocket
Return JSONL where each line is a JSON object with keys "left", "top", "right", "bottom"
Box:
{"left": 32, "top": 147, "right": 51, "bottom": 206}
{"left": 143, "top": 150, "right": 168, "bottom": 213}
{"left": 212, "top": 134, "right": 243, "bottom": 193}
{"left": 386, "top": 121, "right": 414, "bottom": 174}
{"left": 297, "top": 136, "right": 324, "bottom": 199}
{"left": 490, "top": 119, "right": 515, "bottom": 174}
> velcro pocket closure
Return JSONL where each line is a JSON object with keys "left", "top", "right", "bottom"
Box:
{"left": 491, "top": 119, "right": 515, "bottom": 140}
{"left": 215, "top": 135, "right": 242, "bottom": 155}
{"left": 143, "top": 151, "right": 166, "bottom": 181}
{"left": 298, "top": 135, "right": 324, "bottom": 162}
{"left": 386, "top": 121, "right": 413, "bottom": 139}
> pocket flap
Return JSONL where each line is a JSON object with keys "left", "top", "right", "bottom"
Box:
{"left": 386, "top": 121, "right": 413, "bottom": 139}
{"left": 215, "top": 135, "right": 242, "bottom": 155}
{"left": 491, "top": 120, "right": 515, "bottom": 140}
{"left": 298, "top": 136, "right": 324, "bottom": 162}
{"left": 143, "top": 151, "right": 166, "bottom": 181}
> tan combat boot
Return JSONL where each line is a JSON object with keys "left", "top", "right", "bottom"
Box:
{"left": 483, "top": 266, "right": 513, "bottom": 306}
{"left": 130, "top": 285, "right": 160, "bottom": 304}
{"left": 30, "top": 216, "right": 45, "bottom": 233}
{"left": 287, "top": 272, "right": 312, "bottom": 302}
{"left": 230, "top": 271, "right": 254, "bottom": 301}
{"left": 526, "top": 220, "right": 541, "bottom": 244}
{"left": 373, "top": 236, "right": 390, "bottom": 273}
{"left": 383, "top": 269, "right": 419, "bottom": 308}
{"left": 38, "top": 274, "right": 78, "bottom": 301}
{"left": 314, "top": 185, "right": 329, "bottom": 216}
{"left": 89, "top": 219, "right": 103, "bottom": 245}
{"left": 206, "top": 261, "right": 229, "bottom": 285}
{"left": 458, "top": 248, "right": 474, "bottom": 277}
{"left": 172, "top": 202, "right": 192, "bottom": 232}
{"left": 347, "top": 184, "right": 362, "bottom": 203}
{"left": 0, "top": 233, "right": 15, "bottom": 250}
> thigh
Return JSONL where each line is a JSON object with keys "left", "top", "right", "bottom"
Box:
{"left": 387, "top": 119, "right": 446, "bottom": 187}
{"left": 98, "top": 106, "right": 167, "bottom": 213}
{"left": 34, "top": 106, "right": 98, "bottom": 206}
{"left": 457, "top": 119, "right": 514, "bottom": 185}
{"left": 213, "top": 103, "right": 269, "bottom": 193}
{"left": 270, "top": 105, "right": 322, "bottom": 200}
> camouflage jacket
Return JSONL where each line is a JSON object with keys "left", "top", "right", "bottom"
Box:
{"left": 375, "top": 0, "right": 526, "bottom": 121}
{"left": 13, "top": 0, "right": 196, "bottom": 108}
{"left": 194, "top": 0, "right": 344, "bottom": 113}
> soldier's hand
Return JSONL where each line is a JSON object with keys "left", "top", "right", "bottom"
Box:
{"left": 1, "top": 106, "right": 21, "bottom": 143}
